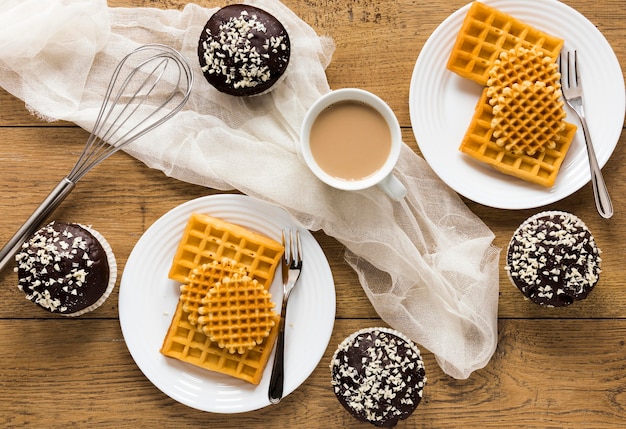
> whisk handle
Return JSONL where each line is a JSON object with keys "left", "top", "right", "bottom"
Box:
{"left": 0, "top": 178, "right": 76, "bottom": 272}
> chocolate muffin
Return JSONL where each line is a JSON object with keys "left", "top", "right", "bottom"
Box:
{"left": 330, "top": 327, "right": 427, "bottom": 427}
{"left": 198, "top": 4, "right": 291, "bottom": 96}
{"left": 505, "top": 211, "right": 601, "bottom": 307}
{"left": 15, "top": 222, "right": 116, "bottom": 316}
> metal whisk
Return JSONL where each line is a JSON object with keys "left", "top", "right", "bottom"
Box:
{"left": 0, "top": 44, "right": 193, "bottom": 271}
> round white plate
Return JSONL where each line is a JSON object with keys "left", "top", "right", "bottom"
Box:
{"left": 409, "top": 0, "right": 625, "bottom": 209}
{"left": 119, "top": 194, "right": 336, "bottom": 413}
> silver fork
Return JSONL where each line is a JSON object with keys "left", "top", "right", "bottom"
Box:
{"left": 559, "top": 50, "right": 613, "bottom": 219}
{"left": 268, "top": 230, "right": 303, "bottom": 404}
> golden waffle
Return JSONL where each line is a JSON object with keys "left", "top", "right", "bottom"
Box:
{"left": 491, "top": 80, "right": 566, "bottom": 155}
{"left": 160, "top": 299, "right": 280, "bottom": 385}
{"left": 180, "top": 258, "right": 249, "bottom": 330}
{"left": 487, "top": 47, "right": 561, "bottom": 96}
{"left": 459, "top": 88, "right": 577, "bottom": 187}
{"left": 447, "top": 2, "right": 563, "bottom": 85}
{"left": 168, "top": 213, "right": 284, "bottom": 289}
{"left": 197, "top": 273, "right": 276, "bottom": 354}
{"left": 487, "top": 47, "right": 565, "bottom": 155}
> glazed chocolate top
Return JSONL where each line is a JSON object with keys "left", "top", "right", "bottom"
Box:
{"left": 330, "top": 328, "right": 426, "bottom": 427}
{"left": 198, "top": 4, "right": 291, "bottom": 96}
{"left": 15, "top": 222, "right": 110, "bottom": 314}
{"left": 505, "top": 211, "right": 601, "bottom": 307}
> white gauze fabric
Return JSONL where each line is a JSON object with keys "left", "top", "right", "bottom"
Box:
{"left": 0, "top": 0, "right": 499, "bottom": 379}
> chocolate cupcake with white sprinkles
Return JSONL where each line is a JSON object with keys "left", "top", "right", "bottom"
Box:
{"left": 330, "top": 327, "right": 427, "bottom": 427}
{"left": 505, "top": 211, "right": 601, "bottom": 307}
{"left": 15, "top": 221, "right": 116, "bottom": 316}
{"left": 198, "top": 4, "right": 291, "bottom": 96}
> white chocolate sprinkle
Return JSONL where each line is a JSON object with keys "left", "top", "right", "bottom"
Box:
{"left": 330, "top": 328, "right": 426, "bottom": 425}
{"left": 15, "top": 222, "right": 98, "bottom": 312}
{"left": 200, "top": 7, "right": 289, "bottom": 91}
{"left": 505, "top": 211, "right": 601, "bottom": 306}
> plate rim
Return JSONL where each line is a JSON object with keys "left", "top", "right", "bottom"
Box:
{"left": 118, "top": 194, "right": 336, "bottom": 413}
{"left": 409, "top": 0, "right": 625, "bottom": 209}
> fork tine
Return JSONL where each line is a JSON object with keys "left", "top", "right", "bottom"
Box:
{"left": 562, "top": 50, "right": 580, "bottom": 88}
{"left": 290, "top": 231, "right": 297, "bottom": 266}
{"left": 287, "top": 230, "right": 292, "bottom": 264}
{"left": 564, "top": 51, "right": 572, "bottom": 88}
{"left": 293, "top": 231, "right": 302, "bottom": 266}
{"left": 283, "top": 230, "right": 301, "bottom": 265}
{"left": 558, "top": 50, "right": 577, "bottom": 91}
{"left": 281, "top": 230, "right": 290, "bottom": 264}
{"left": 560, "top": 51, "right": 570, "bottom": 89}
{"left": 573, "top": 50, "right": 580, "bottom": 86}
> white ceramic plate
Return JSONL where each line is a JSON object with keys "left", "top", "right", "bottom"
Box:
{"left": 119, "top": 194, "right": 336, "bottom": 413}
{"left": 409, "top": 0, "right": 625, "bottom": 209}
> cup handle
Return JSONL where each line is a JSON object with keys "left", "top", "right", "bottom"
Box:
{"left": 377, "top": 173, "right": 407, "bottom": 201}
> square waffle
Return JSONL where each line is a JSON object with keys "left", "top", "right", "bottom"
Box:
{"left": 447, "top": 1, "right": 563, "bottom": 85}
{"left": 161, "top": 299, "right": 280, "bottom": 385}
{"left": 459, "top": 88, "right": 577, "bottom": 187}
{"left": 168, "top": 213, "right": 284, "bottom": 289}
{"left": 162, "top": 214, "right": 284, "bottom": 384}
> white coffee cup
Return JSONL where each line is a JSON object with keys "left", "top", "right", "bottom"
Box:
{"left": 300, "top": 88, "right": 407, "bottom": 201}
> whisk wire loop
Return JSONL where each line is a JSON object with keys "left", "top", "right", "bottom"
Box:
{"left": 68, "top": 44, "right": 193, "bottom": 182}
{"left": 0, "top": 44, "right": 193, "bottom": 272}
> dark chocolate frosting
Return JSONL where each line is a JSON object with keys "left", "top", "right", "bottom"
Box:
{"left": 198, "top": 4, "right": 291, "bottom": 96}
{"left": 506, "top": 211, "right": 601, "bottom": 307}
{"left": 15, "top": 222, "right": 110, "bottom": 314}
{"left": 330, "top": 328, "right": 426, "bottom": 427}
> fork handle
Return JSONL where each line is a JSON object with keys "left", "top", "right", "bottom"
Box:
{"left": 579, "top": 116, "right": 613, "bottom": 219}
{"left": 268, "top": 300, "right": 288, "bottom": 404}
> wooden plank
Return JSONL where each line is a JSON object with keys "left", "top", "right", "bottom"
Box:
{"left": 1, "top": 127, "right": 625, "bottom": 319}
{"left": 0, "top": 319, "right": 625, "bottom": 427}
{"left": 2, "top": 1, "right": 625, "bottom": 128}
{"left": 0, "top": 1, "right": 625, "bottom": 427}
{"left": 0, "top": 127, "right": 376, "bottom": 319}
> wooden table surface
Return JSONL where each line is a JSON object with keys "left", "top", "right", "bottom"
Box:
{"left": 1, "top": 0, "right": 624, "bottom": 427}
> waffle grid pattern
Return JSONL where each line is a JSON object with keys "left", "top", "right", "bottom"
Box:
{"left": 459, "top": 89, "right": 577, "bottom": 187}
{"left": 161, "top": 213, "right": 284, "bottom": 385}
{"left": 491, "top": 80, "right": 566, "bottom": 155}
{"left": 168, "top": 213, "right": 284, "bottom": 289}
{"left": 487, "top": 47, "right": 561, "bottom": 94}
{"left": 447, "top": 2, "right": 564, "bottom": 85}
{"left": 197, "top": 273, "right": 276, "bottom": 354}
{"left": 180, "top": 258, "right": 249, "bottom": 330}
{"left": 487, "top": 47, "right": 565, "bottom": 155}
{"left": 161, "top": 300, "right": 280, "bottom": 385}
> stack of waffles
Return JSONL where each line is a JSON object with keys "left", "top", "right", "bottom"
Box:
{"left": 447, "top": 1, "right": 576, "bottom": 187}
{"left": 160, "top": 213, "right": 284, "bottom": 385}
